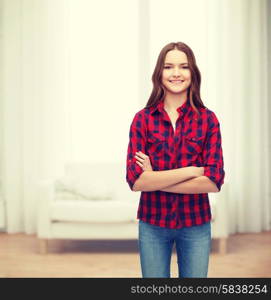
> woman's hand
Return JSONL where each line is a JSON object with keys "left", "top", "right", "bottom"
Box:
{"left": 134, "top": 151, "right": 153, "bottom": 171}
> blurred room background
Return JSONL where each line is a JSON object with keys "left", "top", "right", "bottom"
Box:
{"left": 0, "top": 0, "right": 270, "bottom": 277}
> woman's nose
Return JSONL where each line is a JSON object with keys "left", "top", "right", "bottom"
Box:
{"left": 172, "top": 67, "right": 181, "bottom": 76}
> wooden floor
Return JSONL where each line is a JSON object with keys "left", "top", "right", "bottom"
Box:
{"left": 0, "top": 231, "right": 271, "bottom": 278}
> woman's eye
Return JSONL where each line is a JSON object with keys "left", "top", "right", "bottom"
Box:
{"left": 164, "top": 66, "right": 189, "bottom": 69}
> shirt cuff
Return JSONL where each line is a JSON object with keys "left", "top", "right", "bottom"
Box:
{"left": 126, "top": 159, "right": 144, "bottom": 191}
{"left": 204, "top": 166, "right": 224, "bottom": 191}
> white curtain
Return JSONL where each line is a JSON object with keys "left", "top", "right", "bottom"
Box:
{"left": 205, "top": 0, "right": 271, "bottom": 233}
{"left": 1, "top": 0, "right": 270, "bottom": 234}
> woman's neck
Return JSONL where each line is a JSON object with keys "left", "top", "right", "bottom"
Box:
{"left": 164, "top": 93, "right": 187, "bottom": 113}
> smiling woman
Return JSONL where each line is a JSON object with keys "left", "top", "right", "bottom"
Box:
{"left": 126, "top": 41, "right": 225, "bottom": 278}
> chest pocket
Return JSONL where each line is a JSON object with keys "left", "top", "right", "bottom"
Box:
{"left": 183, "top": 133, "right": 205, "bottom": 155}
{"left": 147, "top": 131, "right": 166, "bottom": 157}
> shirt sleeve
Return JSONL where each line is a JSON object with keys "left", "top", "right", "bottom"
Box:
{"left": 202, "top": 111, "right": 225, "bottom": 191}
{"left": 126, "top": 111, "right": 147, "bottom": 191}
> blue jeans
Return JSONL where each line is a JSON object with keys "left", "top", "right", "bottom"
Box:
{"left": 138, "top": 220, "right": 211, "bottom": 278}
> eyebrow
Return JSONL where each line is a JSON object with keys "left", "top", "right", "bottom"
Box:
{"left": 164, "top": 63, "right": 188, "bottom": 65}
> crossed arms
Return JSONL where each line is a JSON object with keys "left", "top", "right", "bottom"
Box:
{"left": 132, "top": 166, "right": 219, "bottom": 193}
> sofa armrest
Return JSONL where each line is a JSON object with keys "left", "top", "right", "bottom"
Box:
{"left": 210, "top": 182, "right": 229, "bottom": 238}
{"left": 36, "top": 180, "right": 56, "bottom": 238}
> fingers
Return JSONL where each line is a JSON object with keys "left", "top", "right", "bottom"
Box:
{"left": 136, "top": 151, "right": 145, "bottom": 155}
{"left": 134, "top": 151, "right": 152, "bottom": 171}
{"left": 135, "top": 151, "right": 149, "bottom": 167}
{"left": 135, "top": 151, "right": 148, "bottom": 158}
{"left": 135, "top": 154, "right": 144, "bottom": 163}
{"left": 135, "top": 160, "right": 143, "bottom": 167}
{"left": 135, "top": 152, "right": 146, "bottom": 168}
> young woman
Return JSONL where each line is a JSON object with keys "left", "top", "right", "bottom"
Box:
{"left": 126, "top": 42, "right": 225, "bottom": 278}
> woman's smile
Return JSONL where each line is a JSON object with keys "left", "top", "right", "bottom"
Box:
{"left": 169, "top": 80, "right": 184, "bottom": 84}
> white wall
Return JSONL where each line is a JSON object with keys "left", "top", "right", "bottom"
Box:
{"left": 38, "top": 0, "right": 140, "bottom": 169}
{"left": 67, "top": 0, "right": 139, "bottom": 163}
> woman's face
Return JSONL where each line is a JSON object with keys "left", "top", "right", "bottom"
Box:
{"left": 162, "top": 49, "right": 191, "bottom": 96}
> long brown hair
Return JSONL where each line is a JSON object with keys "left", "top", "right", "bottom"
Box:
{"left": 145, "top": 42, "right": 205, "bottom": 115}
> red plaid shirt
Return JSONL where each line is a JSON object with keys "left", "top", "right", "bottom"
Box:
{"left": 126, "top": 100, "right": 225, "bottom": 229}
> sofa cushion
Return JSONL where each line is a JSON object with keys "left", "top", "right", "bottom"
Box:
{"left": 54, "top": 162, "right": 129, "bottom": 200}
{"left": 55, "top": 162, "right": 137, "bottom": 202}
{"left": 55, "top": 175, "right": 114, "bottom": 200}
{"left": 50, "top": 199, "right": 139, "bottom": 223}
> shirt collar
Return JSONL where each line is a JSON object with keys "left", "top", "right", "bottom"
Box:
{"left": 150, "top": 100, "right": 191, "bottom": 115}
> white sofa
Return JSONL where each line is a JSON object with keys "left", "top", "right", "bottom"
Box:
{"left": 37, "top": 162, "right": 229, "bottom": 254}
